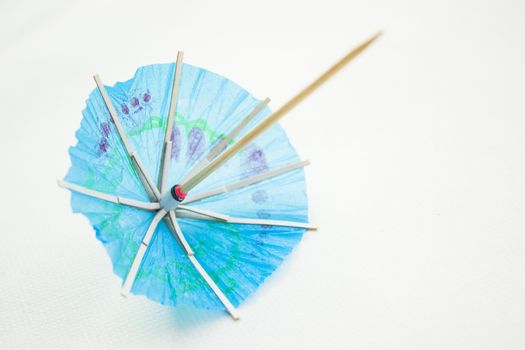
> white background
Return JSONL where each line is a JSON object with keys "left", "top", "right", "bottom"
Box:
{"left": 1, "top": 0, "right": 524, "bottom": 349}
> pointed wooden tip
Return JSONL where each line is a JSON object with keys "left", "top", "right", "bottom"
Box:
{"left": 365, "top": 31, "right": 383, "bottom": 46}
{"left": 353, "top": 31, "right": 383, "bottom": 54}
{"left": 369, "top": 31, "right": 383, "bottom": 42}
{"left": 334, "top": 31, "right": 382, "bottom": 69}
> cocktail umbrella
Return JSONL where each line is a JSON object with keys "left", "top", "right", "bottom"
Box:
{"left": 59, "top": 33, "right": 380, "bottom": 319}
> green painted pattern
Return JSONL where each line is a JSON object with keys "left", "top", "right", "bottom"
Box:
{"left": 173, "top": 112, "right": 231, "bottom": 145}
{"left": 128, "top": 116, "right": 164, "bottom": 137}
{"left": 204, "top": 222, "right": 241, "bottom": 293}
{"left": 126, "top": 112, "right": 235, "bottom": 146}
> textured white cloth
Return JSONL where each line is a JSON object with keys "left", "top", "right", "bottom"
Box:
{"left": 1, "top": 0, "right": 525, "bottom": 349}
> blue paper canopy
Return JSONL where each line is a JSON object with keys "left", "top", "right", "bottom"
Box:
{"left": 62, "top": 61, "right": 311, "bottom": 317}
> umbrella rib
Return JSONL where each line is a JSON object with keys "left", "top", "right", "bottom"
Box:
{"left": 181, "top": 98, "right": 270, "bottom": 182}
{"left": 169, "top": 212, "right": 239, "bottom": 319}
{"left": 179, "top": 32, "right": 382, "bottom": 194}
{"left": 176, "top": 206, "right": 317, "bottom": 230}
{"left": 183, "top": 159, "right": 310, "bottom": 204}
{"left": 220, "top": 216, "right": 316, "bottom": 230}
{"left": 121, "top": 209, "right": 168, "bottom": 297}
{"left": 167, "top": 210, "right": 193, "bottom": 255}
{"left": 94, "top": 75, "right": 161, "bottom": 202}
{"left": 130, "top": 152, "right": 162, "bottom": 199}
{"left": 177, "top": 205, "right": 229, "bottom": 221}
{"left": 158, "top": 51, "right": 184, "bottom": 193}
{"left": 187, "top": 254, "right": 240, "bottom": 320}
{"left": 57, "top": 180, "right": 161, "bottom": 210}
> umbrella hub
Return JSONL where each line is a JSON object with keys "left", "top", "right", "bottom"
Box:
{"left": 160, "top": 184, "right": 187, "bottom": 209}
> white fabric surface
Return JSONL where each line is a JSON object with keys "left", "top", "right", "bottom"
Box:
{"left": 1, "top": 0, "right": 524, "bottom": 349}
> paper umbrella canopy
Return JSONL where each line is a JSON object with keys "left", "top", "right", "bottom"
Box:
{"left": 59, "top": 34, "right": 379, "bottom": 319}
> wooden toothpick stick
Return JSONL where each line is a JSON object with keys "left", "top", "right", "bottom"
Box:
{"left": 181, "top": 97, "right": 270, "bottom": 183}
{"left": 179, "top": 32, "right": 382, "bottom": 193}
{"left": 158, "top": 51, "right": 184, "bottom": 192}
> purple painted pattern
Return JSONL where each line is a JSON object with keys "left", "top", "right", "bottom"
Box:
{"left": 256, "top": 210, "right": 273, "bottom": 229}
{"left": 95, "top": 122, "right": 112, "bottom": 156}
{"left": 170, "top": 126, "right": 181, "bottom": 161}
{"left": 120, "top": 89, "right": 151, "bottom": 118}
{"left": 100, "top": 122, "right": 111, "bottom": 137}
{"left": 130, "top": 97, "right": 139, "bottom": 107}
{"left": 187, "top": 127, "right": 205, "bottom": 161}
{"left": 121, "top": 103, "right": 129, "bottom": 115}
{"left": 251, "top": 189, "right": 268, "bottom": 204}
{"left": 241, "top": 144, "right": 269, "bottom": 178}
{"left": 98, "top": 137, "right": 109, "bottom": 155}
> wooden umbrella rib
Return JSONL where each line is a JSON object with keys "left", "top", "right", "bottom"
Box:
{"left": 121, "top": 209, "right": 168, "bottom": 296}
{"left": 57, "top": 180, "right": 160, "bottom": 210}
{"left": 159, "top": 51, "right": 184, "bottom": 192}
{"left": 183, "top": 159, "right": 310, "bottom": 204}
{"left": 94, "top": 75, "right": 160, "bottom": 202}
{"left": 176, "top": 205, "right": 317, "bottom": 230}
